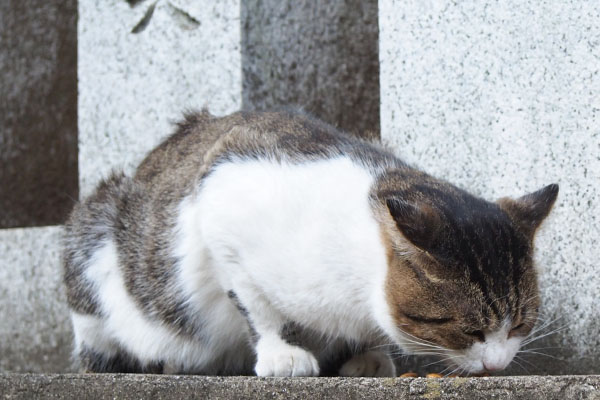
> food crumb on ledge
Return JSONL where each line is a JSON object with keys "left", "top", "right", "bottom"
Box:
{"left": 396, "top": 372, "right": 489, "bottom": 378}
{"left": 399, "top": 372, "right": 418, "bottom": 378}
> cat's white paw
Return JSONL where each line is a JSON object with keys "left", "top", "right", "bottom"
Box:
{"left": 255, "top": 343, "right": 319, "bottom": 377}
{"left": 339, "top": 351, "right": 396, "bottom": 377}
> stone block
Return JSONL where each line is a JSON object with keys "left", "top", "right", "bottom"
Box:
{"left": 380, "top": 0, "right": 600, "bottom": 374}
{"left": 78, "top": 0, "right": 242, "bottom": 195}
{"left": 242, "top": 0, "right": 380, "bottom": 140}
{"left": 0, "top": 227, "right": 73, "bottom": 373}
{"left": 0, "top": 0, "right": 77, "bottom": 228}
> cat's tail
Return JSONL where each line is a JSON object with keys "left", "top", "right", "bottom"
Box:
{"left": 62, "top": 171, "right": 147, "bottom": 372}
{"left": 62, "top": 171, "right": 138, "bottom": 314}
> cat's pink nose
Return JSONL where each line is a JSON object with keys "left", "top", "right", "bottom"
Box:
{"left": 482, "top": 360, "right": 504, "bottom": 372}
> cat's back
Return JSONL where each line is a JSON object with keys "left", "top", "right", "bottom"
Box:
{"left": 134, "top": 109, "right": 400, "bottom": 194}
{"left": 134, "top": 110, "right": 237, "bottom": 192}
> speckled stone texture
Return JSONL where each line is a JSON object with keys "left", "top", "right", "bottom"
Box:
{"left": 242, "top": 0, "right": 380, "bottom": 140}
{"left": 0, "top": 228, "right": 73, "bottom": 373}
{"left": 380, "top": 0, "right": 600, "bottom": 374}
{"left": 78, "top": 0, "right": 242, "bottom": 196}
{"left": 0, "top": 0, "right": 77, "bottom": 228}
{"left": 1, "top": 374, "right": 599, "bottom": 400}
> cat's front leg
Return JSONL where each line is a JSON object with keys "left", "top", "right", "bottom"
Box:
{"left": 339, "top": 351, "right": 396, "bottom": 377}
{"left": 229, "top": 289, "right": 319, "bottom": 377}
{"left": 254, "top": 332, "right": 320, "bottom": 377}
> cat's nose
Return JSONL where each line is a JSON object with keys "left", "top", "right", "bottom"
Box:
{"left": 482, "top": 359, "right": 505, "bottom": 372}
{"left": 482, "top": 342, "right": 512, "bottom": 372}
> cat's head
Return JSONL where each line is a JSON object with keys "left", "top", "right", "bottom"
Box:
{"left": 375, "top": 175, "right": 558, "bottom": 374}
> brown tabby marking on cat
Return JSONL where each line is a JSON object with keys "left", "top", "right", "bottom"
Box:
{"left": 376, "top": 179, "right": 556, "bottom": 351}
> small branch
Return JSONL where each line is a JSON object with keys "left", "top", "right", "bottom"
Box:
{"left": 131, "top": 1, "right": 158, "bottom": 34}
{"left": 167, "top": 2, "right": 201, "bottom": 30}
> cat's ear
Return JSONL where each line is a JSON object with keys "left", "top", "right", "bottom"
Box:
{"left": 497, "top": 184, "right": 559, "bottom": 238}
{"left": 385, "top": 198, "right": 442, "bottom": 251}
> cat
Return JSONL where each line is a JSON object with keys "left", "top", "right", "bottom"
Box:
{"left": 63, "top": 109, "right": 558, "bottom": 376}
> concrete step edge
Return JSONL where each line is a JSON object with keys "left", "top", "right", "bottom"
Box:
{"left": 1, "top": 373, "right": 599, "bottom": 400}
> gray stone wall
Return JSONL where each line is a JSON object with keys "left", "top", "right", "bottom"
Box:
{"left": 0, "top": 227, "right": 71, "bottom": 373}
{"left": 0, "top": 0, "right": 77, "bottom": 228}
{"left": 78, "top": 0, "right": 242, "bottom": 196}
{"left": 242, "top": 0, "right": 380, "bottom": 140}
{"left": 380, "top": 0, "right": 600, "bottom": 375}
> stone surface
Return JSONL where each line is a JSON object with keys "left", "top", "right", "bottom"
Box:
{"left": 380, "top": 0, "right": 600, "bottom": 374}
{"left": 0, "top": 0, "right": 78, "bottom": 228}
{"left": 78, "top": 0, "right": 242, "bottom": 196}
{"left": 242, "top": 0, "right": 380, "bottom": 140}
{"left": 0, "top": 228, "right": 73, "bottom": 373}
{"left": 1, "top": 374, "right": 599, "bottom": 400}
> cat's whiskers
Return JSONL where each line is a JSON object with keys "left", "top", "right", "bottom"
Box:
{"left": 519, "top": 346, "right": 562, "bottom": 352}
{"left": 530, "top": 313, "right": 564, "bottom": 333}
{"left": 517, "top": 354, "right": 540, "bottom": 371}
{"left": 517, "top": 349, "right": 564, "bottom": 360}
{"left": 368, "top": 327, "right": 457, "bottom": 369}
{"left": 422, "top": 355, "right": 462, "bottom": 369}
{"left": 520, "top": 294, "right": 540, "bottom": 308}
{"left": 440, "top": 362, "right": 462, "bottom": 377}
{"left": 521, "top": 323, "right": 568, "bottom": 347}
{"left": 396, "top": 327, "right": 446, "bottom": 349}
{"left": 508, "top": 314, "right": 566, "bottom": 375}
{"left": 368, "top": 341, "right": 400, "bottom": 352}
{"left": 487, "top": 293, "right": 510, "bottom": 309}
{"left": 516, "top": 312, "right": 563, "bottom": 347}
{"left": 511, "top": 356, "right": 531, "bottom": 374}
{"left": 387, "top": 348, "right": 448, "bottom": 357}
{"left": 399, "top": 343, "right": 447, "bottom": 358}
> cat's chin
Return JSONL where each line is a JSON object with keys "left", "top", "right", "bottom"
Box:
{"left": 455, "top": 361, "right": 487, "bottom": 375}
{"left": 444, "top": 354, "right": 514, "bottom": 375}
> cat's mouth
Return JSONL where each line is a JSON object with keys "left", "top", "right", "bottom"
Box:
{"left": 435, "top": 355, "right": 503, "bottom": 376}
{"left": 447, "top": 357, "right": 487, "bottom": 375}
{"left": 394, "top": 318, "right": 524, "bottom": 375}
{"left": 399, "top": 341, "right": 519, "bottom": 375}
{"left": 442, "top": 340, "right": 521, "bottom": 375}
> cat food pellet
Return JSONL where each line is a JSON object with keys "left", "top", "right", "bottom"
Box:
{"left": 397, "top": 372, "right": 469, "bottom": 378}
{"left": 399, "top": 372, "right": 418, "bottom": 378}
{"left": 397, "top": 372, "right": 486, "bottom": 378}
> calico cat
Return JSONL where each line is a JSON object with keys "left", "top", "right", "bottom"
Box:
{"left": 63, "top": 110, "right": 558, "bottom": 376}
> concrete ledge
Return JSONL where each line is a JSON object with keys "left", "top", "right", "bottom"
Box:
{"left": 1, "top": 374, "right": 599, "bottom": 400}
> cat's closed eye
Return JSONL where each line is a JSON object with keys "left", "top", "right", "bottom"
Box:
{"left": 511, "top": 323, "right": 524, "bottom": 331}
{"left": 403, "top": 313, "right": 454, "bottom": 324}
{"left": 463, "top": 329, "right": 485, "bottom": 342}
{"left": 508, "top": 322, "right": 529, "bottom": 338}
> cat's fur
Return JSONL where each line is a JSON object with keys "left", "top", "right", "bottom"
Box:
{"left": 63, "top": 110, "right": 558, "bottom": 376}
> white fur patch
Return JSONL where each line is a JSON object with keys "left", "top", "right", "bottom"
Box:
{"left": 254, "top": 333, "right": 320, "bottom": 377}
{"left": 197, "top": 156, "right": 391, "bottom": 343}
{"left": 451, "top": 318, "right": 522, "bottom": 373}
{"left": 82, "top": 240, "right": 238, "bottom": 371}
{"left": 75, "top": 156, "right": 397, "bottom": 375}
